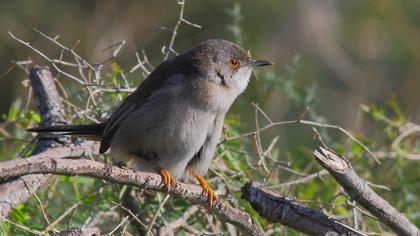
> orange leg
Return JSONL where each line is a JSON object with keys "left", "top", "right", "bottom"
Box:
{"left": 194, "top": 175, "right": 217, "bottom": 206}
{"left": 158, "top": 168, "right": 175, "bottom": 191}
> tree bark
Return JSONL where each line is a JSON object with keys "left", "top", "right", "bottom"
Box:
{"left": 314, "top": 147, "right": 420, "bottom": 236}
{"left": 242, "top": 181, "right": 364, "bottom": 236}
{"left": 0, "top": 66, "right": 71, "bottom": 218}
{"left": 0, "top": 152, "right": 263, "bottom": 236}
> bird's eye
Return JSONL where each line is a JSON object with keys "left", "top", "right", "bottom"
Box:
{"left": 228, "top": 58, "right": 240, "bottom": 69}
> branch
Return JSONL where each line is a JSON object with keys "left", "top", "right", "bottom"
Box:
{"left": 51, "top": 227, "right": 102, "bottom": 236}
{"left": 0, "top": 151, "right": 263, "bottom": 236}
{"left": 314, "top": 147, "right": 420, "bottom": 236}
{"left": 242, "top": 181, "right": 364, "bottom": 236}
{"left": 0, "top": 66, "right": 72, "bottom": 218}
{"left": 162, "top": 0, "right": 201, "bottom": 60}
{"left": 29, "top": 65, "right": 70, "bottom": 152}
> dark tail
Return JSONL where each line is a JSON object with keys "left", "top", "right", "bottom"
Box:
{"left": 27, "top": 123, "right": 105, "bottom": 140}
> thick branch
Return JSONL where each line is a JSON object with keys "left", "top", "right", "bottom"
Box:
{"left": 29, "top": 66, "right": 70, "bottom": 153}
{"left": 242, "top": 181, "right": 363, "bottom": 236}
{"left": 314, "top": 147, "right": 419, "bottom": 236}
{"left": 0, "top": 66, "right": 71, "bottom": 218}
{"left": 0, "top": 151, "right": 262, "bottom": 236}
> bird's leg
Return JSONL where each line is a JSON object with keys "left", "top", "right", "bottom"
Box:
{"left": 158, "top": 168, "right": 175, "bottom": 191}
{"left": 194, "top": 175, "right": 217, "bottom": 207}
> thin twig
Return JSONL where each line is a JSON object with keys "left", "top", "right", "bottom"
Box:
{"left": 146, "top": 194, "right": 170, "bottom": 236}
{"left": 163, "top": 0, "right": 201, "bottom": 60}
{"left": 0, "top": 217, "right": 44, "bottom": 235}
{"left": 220, "top": 119, "right": 380, "bottom": 163}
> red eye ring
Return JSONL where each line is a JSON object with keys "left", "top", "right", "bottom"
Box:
{"left": 228, "top": 58, "right": 240, "bottom": 69}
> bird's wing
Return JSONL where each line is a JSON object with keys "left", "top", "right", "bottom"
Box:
{"left": 99, "top": 56, "right": 192, "bottom": 154}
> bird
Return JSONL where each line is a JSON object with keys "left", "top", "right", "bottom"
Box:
{"left": 28, "top": 39, "right": 272, "bottom": 206}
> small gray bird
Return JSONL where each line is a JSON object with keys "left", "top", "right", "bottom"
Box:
{"left": 29, "top": 39, "right": 272, "bottom": 205}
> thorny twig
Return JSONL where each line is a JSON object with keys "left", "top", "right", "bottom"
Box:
{"left": 9, "top": 31, "right": 86, "bottom": 84}
{"left": 220, "top": 111, "right": 380, "bottom": 164}
{"left": 129, "top": 49, "right": 153, "bottom": 76}
{"left": 162, "top": 0, "right": 201, "bottom": 60}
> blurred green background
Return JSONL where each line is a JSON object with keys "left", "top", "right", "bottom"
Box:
{"left": 0, "top": 0, "right": 419, "bottom": 234}
{"left": 1, "top": 0, "right": 419, "bottom": 125}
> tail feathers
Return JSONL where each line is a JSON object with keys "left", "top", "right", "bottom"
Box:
{"left": 27, "top": 123, "right": 105, "bottom": 140}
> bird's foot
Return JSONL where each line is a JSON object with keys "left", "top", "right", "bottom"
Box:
{"left": 195, "top": 175, "right": 217, "bottom": 207}
{"left": 158, "top": 168, "right": 175, "bottom": 191}
{"left": 113, "top": 160, "right": 127, "bottom": 168}
{"left": 112, "top": 160, "right": 136, "bottom": 171}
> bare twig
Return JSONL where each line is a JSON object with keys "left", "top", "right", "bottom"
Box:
{"left": 130, "top": 50, "right": 153, "bottom": 75}
{"left": 268, "top": 169, "right": 328, "bottom": 189}
{"left": 112, "top": 200, "right": 149, "bottom": 233}
{"left": 95, "top": 40, "right": 126, "bottom": 66}
{"left": 9, "top": 32, "right": 86, "bottom": 84}
{"left": 146, "top": 194, "right": 170, "bottom": 236}
{"left": 0, "top": 217, "right": 44, "bottom": 235}
{"left": 162, "top": 0, "right": 201, "bottom": 60}
{"left": 32, "top": 192, "right": 54, "bottom": 231}
{"left": 220, "top": 118, "right": 380, "bottom": 164}
{"left": 43, "top": 201, "right": 81, "bottom": 233}
{"left": 253, "top": 104, "right": 269, "bottom": 174}
{"left": 108, "top": 215, "right": 130, "bottom": 235}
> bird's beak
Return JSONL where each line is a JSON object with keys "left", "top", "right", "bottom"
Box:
{"left": 252, "top": 59, "right": 273, "bottom": 67}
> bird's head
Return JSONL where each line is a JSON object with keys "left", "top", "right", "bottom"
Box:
{"left": 192, "top": 39, "right": 272, "bottom": 96}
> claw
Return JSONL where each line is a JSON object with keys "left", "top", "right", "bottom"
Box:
{"left": 158, "top": 168, "right": 175, "bottom": 191}
{"left": 113, "top": 160, "right": 127, "bottom": 168}
{"left": 195, "top": 175, "right": 217, "bottom": 207}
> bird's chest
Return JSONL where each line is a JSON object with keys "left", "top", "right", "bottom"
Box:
{"left": 158, "top": 104, "right": 215, "bottom": 156}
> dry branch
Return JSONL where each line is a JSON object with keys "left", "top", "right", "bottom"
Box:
{"left": 0, "top": 66, "right": 72, "bottom": 218}
{"left": 51, "top": 227, "right": 102, "bottom": 236}
{"left": 314, "top": 147, "right": 420, "bottom": 236}
{"left": 242, "top": 181, "right": 364, "bottom": 236}
{"left": 0, "top": 152, "right": 263, "bottom": 236}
